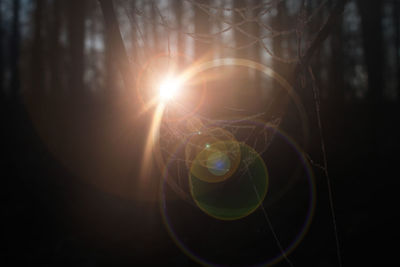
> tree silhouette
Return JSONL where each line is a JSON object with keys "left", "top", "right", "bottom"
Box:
{"left": 68, "top": 0, "right": 86, "bottom": 96}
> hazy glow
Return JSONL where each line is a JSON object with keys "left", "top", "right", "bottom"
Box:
{"left": 159, "top": 76, "right": 181, "bottom": 101}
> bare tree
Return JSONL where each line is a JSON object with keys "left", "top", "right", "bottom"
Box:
{"left": 172, "top": 0, "right": 184, "bottom": 65}
{"left": 394, "top": 0, "right": 400, "bottom": 99}
{"left": 194, "top": 0, "right": 210, "bottom": 58}
{"left": 68, "top": 0, "right": 86, "bottom": 96}
{"left": 104, "top": 6, "right": 117, "bottom": 94}
{"left": 49, "top": 0, "right": 62, "bottom": 95}
{"left": 10, "top": 0, "right": 20, "bottom": 98}
{"left": 98, "top": 0, "right": 133, "bottom": 91}
{"left": 0, "top": 0, "right": 3, "bottom": 95}
{"left": 271, "top": 1, "right": 288, "bottom": 77}
{"left": 32, "top": 0, "right": 44, "bottom": 96}
{"left": 151, "top": 1, "right": 159, "bottom": 53}
{"left": 357, "top": 1, "right": 383, "bottom": 113}
{"left": 329, "top": 0, "right": 344, "bottom": 107}
{"left": 130, "top": 1, "right": 139, "bottom": 66}
{"left": 233, "top": 0, "right": 247, "bottom": 59}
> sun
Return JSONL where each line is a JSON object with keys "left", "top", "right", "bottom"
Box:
{"left": 159, "top": 76, "right": 182, "bottom": 102}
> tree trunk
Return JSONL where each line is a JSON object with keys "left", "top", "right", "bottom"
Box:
{"left": 267, "top": 1, "right": 290, "bottom": 120}
{"left": 173, "top": 0, "right": 184, "bottom": 65}
{"left": 151, "top": 1, "right": 159, "bottom": 53}
{"left": 194, "top": 0, "right": 209, "bottom": 58}
{"left": 104, "top": 13, "right": 117, "bottom": 95}
{"left": 10, "top": 0, "right": 20, "bottom": 98}
{"left": 130, "top": 1, "right": 138, "bottom": 67}
{"left": 98, "top": 0, "right": 132, "bottom": 92}
{"left": 329, "top": 0, "right": 344, "bottom": 106}
{"left": 248, "top": 0, "right": 261, "bottom": 90}
{"left": 0, "top": 0, "right": 3, "bottom": 96}
{"left": 357, "top": 1, "right": 383, "bottom": 114}
{"left": 49, "top": 0, "right": 62, "bottom": 95}
{"left": 394, "top": 0, "right": 400, "bottom": 100}
{"left": 272, "top": 1, "right": 286, "bottom": 74}
{"left": 357, "top": 0, "right": 383, "bottom": 160}
{"left": 32, "top": 0, "right": 44, "bottom": 96}
{"left": 248, "top": 0, "right": 261, "bottom": 60}
{"left": 233, "top": 0, "right": 247, "bottom": 59}
{"left": 68, "top": 0, "right": 86, "bottom": 96}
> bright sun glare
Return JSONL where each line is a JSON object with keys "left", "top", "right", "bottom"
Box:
{"left": 159, "top": 76, "right": 181, "bottom": 102}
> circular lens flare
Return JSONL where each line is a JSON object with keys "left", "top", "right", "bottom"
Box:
{"left": 159, "top": 76, "right": 181, "bottom": 102}
{"left": 206, "top": 151, "right": 231, "bottom": 176}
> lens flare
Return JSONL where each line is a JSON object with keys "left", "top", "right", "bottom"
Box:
{"left": 206, "top": 151, "right": 231, "bottom": 176}
{"left": 161, "top": 126, "right": 316, "bottom": 266}
{"left": 159, "top": 76, "right": 181, "bottom": 102}
{"left": 185, "top": 128, "right": 241, "bottom": 183}
{"left": 190, "top": 142, "right": 269, "bottom": 220}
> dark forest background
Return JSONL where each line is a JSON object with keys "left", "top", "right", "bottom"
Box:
{"left": 2, "top": 0, "right": 400, "bottom": 266}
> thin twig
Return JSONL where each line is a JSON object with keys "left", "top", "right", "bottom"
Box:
{"left": 309, "top": 65, "right": 343, "bottom": 267}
